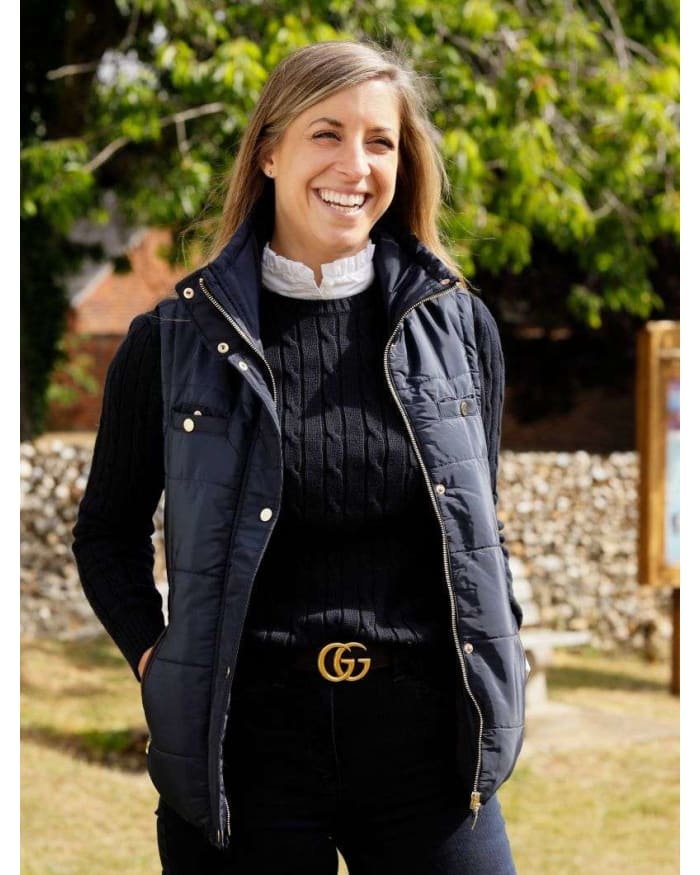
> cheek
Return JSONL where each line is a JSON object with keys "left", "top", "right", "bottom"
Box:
{"left": 379, "top": 168, "right": 398, "bottom": 204}
{"left": 278, "top": 179, "right": 311, "bottom": 212}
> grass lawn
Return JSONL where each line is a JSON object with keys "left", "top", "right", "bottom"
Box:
{"left": 21, "top": 637, "right": 679, "bottom": 874}
{"left": 501, "top": 648, "right": 679, "bottom": 874}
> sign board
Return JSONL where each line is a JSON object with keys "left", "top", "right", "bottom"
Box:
{"left": 636, "top": 321, "right": 680, "bottom": 588}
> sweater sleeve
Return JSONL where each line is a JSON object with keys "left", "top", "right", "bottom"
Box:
{"left": 71, "top": 311, "right": 166, "bottom": 680}
{"left": 471, "top": 295, "right": 524, "bottom": 631}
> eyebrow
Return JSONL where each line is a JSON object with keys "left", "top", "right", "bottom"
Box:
{"left": 306, "top": 116, "right": 397, "bottom": 135}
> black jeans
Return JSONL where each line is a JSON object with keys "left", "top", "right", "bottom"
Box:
{"left": 155, "top": 644, "right": 517, "bottom": 874}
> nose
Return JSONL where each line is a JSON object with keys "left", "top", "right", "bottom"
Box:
{"left": 336, "top": 138, "right": 371, "bottom": 179}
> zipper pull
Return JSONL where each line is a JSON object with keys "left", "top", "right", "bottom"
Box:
{"left": 469, "top": 791, "right": 481, "bottom": 830}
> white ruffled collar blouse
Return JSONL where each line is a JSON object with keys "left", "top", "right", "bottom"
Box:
{"left": 261, "top": 240, "right": 376, "bottom": 300}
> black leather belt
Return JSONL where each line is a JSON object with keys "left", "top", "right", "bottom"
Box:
{"left": 237, "top": 641, "right": 449, "bottom": 683}
{"left": 295, "top": 641, "right": 391, "bottom": 679}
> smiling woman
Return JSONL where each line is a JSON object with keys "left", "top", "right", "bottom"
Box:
{"left": 72, "top": 38, "right": 525, "bottom": 875}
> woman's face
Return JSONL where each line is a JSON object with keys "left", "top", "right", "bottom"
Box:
{"left": 263, "top": 79, "right": 401, "bottom": 276}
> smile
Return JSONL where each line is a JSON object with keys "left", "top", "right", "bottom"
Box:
{"left": 314, "top": 188, "right": 370, "bottom": 215}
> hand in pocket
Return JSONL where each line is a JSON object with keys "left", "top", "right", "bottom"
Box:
{"left": 139, "top": 645, "right": 155, "bottom": 682}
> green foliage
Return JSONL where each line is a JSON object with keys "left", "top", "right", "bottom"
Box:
{"left": 21, "top": 139, "right": 94, "bottom": 232}
{"left": 47, "top": 334, "right": 100, "bottom": 409}
{"left": 21, "top": 0, "right": 679, "bottom": 434}
{"left": 20, "top": 216, "right": 84, "bottom": 439}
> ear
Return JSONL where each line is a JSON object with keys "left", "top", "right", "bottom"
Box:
{"left": 260, "top": 158, "right": 275, "bottom": 179}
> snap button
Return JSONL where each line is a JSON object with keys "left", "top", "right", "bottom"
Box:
{"left": 464, "top": 642, "right": 474, "bottom": 654}
{"left": 239, "top": 360, "right": 249, "bottom": 371}
{"left": 217, "top": 342, "right": 230, "bottom": 354}
{"left": 435, "top": 483, "right": 446, "bottom": 495}
{"left": 183, "top": 287, "right": 194, "bottom": 299}
{"left": 259, "top": 507, "right": 273, "bottom": 522}
{"left": 183, "top": 417, "right": 195, "bottom": 432}
{"left": 460, "top": 399, "right": 470, "bottom": 416}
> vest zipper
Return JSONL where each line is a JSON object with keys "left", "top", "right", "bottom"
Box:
{"left": 198, "top": 277, "right": 278, "bottom": 409}
{"left": 383, "top": 283, "right": 485, "bottom": 829}
{"left": 197, "top": 275, "right": 280, "bottom": 847}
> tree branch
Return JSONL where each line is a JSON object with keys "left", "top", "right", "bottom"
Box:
{"left": 624, "top": 36, "right": 661, "bottom": 66}
{"left": 444, "top": 33, "right": 502, "bottom": 77}
{"left": 83, "top": 136, "right": 130, "bottom": 173}
{"left": 83, "top": 102, "right": 228, "bottom": 173}
{"left": 160, "top": 102, "right": 227, "bottom": 126}
{"left": 490, "top": 26, "right": 527, "bottom": 53}
{"left": 542, "top": 103, "right": 596, "bottom": 176}
{"left": 175, "top": 117, "right": 189, "bottom": 156}
{"left": 592, "top": 189, "right": 637, "bottom": 239}
{"left": 47, "top": 4, "right": 141, "bottom": 84}
{"left": 46, "top": 61, "right": 99, "bottom": 81}
{"left": 117, "top": 4, "right": 140, "bottom": 52}
{"left": 597, "top": 0, "right": 630, "bottom": 71}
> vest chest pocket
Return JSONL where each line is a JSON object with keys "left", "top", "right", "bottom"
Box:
{"left": 171, "top": 409, "right": 230, "bottom": 435}
{"left": 166, "top": 407, "right": 243, "bottom": 483}
{"left": 436, "top": 393, "right": 478, "bottom": 419}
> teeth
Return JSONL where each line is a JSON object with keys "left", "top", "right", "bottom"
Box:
{"left": 318, "top": 189, "right": 366, "bottom": 207}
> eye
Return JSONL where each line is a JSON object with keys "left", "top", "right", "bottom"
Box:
{"left": 371, "top": 138, "right": 395, "bottom": 150}
{"left": 312, "top": 131, "right": 340, "bottom": 141}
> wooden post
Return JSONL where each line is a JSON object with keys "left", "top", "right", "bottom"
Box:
{"left": 672, "top": 588, "right": 680, "bottom": 696}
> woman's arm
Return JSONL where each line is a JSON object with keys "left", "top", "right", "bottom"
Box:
{"left": 472, "top": 295, "right": 524, "bottom": 631}
{"left": 71, "top": 312, "right": 166, "bottom": 680}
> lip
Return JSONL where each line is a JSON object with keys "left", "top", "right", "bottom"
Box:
{"left": 312, "top": 189, "right": 372, "bottom": 215}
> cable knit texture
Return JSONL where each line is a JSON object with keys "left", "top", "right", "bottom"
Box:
{"left": 243, "top": 280, "right": 446, "bottom": 647}
{"left": 71, "top": 284, "right": 517, "bottom": 676}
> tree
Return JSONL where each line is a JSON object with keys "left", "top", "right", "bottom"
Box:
{"left": 21, "top": 0, "right": 679, "bottom": 437}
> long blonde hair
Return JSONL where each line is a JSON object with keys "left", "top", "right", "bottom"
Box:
{"left": 203, "top": 39, "right": 462, "bottom": 281}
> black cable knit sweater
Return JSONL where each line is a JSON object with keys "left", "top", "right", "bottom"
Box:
{"left": 72, "top": 281, "right": 521, "bottom": 678}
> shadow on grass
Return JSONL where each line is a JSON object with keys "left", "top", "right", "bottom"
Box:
{"left": 22, "top": 725, "right": 148, "bottom": 773}
{"left": 22, "top": 633, "right": 127, "bottom": 671}
{"left": 56, "top": 634, "right": 127, "bottom": 671}
{"left": 547, "top": 663, "right": 667, "bottom": 693}
{"left": 20, "top": 674, "right": 123, "bottom": 700}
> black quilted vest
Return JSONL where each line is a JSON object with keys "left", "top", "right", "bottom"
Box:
{"left": 140, "top": 203, "right": 527, "bottom": 849}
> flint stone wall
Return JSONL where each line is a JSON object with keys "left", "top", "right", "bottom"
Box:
{"left": 20, "top": 439, "right": 673, "bottom": 658}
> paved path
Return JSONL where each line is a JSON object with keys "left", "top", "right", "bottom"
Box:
{"left": 520, "top": 699, "right": 678, "bottom": 758}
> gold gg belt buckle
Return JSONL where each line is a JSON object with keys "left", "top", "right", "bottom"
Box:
{"left": 317, "top": 641, "right": 371, "bottom": 682}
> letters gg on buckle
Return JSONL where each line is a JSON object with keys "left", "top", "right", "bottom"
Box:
{"left": 317, "top": 642, "right": 371, "bottom": 682}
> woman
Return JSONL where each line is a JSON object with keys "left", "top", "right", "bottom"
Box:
{"left": 72, "top": 40, "right": 527, "bottom": 874}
